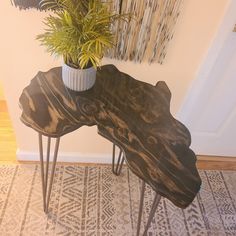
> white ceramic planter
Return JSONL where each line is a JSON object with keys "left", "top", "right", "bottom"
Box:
{"left": 62, "top": 63, "right": 96, "bottom": 91}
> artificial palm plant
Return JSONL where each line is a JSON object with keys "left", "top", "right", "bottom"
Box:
{"left": 37, "top": 0, "right": 125, "bottom": 69}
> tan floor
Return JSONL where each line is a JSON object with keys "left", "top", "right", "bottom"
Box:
{"left": 0, "top": 100, "right": 236, "bottom": 169}
{"left": 197, "top": 156, "right": 236, "bottom": 170}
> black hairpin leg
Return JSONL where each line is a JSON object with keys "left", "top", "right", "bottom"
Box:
{"left": 38, "top": 133, "right": 60, "bottom": 213}
{"left": 136, "top": 181, "right": 146, "bottom": 236}
{"left": 136, "top": 180, "right": 161, "bottom": 236}
{"left": 112, "top": 143, "right": 125, "bottom": 176}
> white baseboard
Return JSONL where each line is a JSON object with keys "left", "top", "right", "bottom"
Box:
{"left": 16, "top": 149, "right": 112, "bottom": 164}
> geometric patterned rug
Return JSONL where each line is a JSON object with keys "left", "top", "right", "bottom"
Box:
{"left": 0, "top": 164, "right": 235, "bottom": 236}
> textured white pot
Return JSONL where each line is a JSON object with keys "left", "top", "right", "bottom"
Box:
{"left": 62, "top": 63, "right": 96, "bottom": 91}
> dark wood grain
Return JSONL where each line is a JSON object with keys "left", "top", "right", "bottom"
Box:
{"left": 19, "top": 65, "right": 201, "bottom": 208}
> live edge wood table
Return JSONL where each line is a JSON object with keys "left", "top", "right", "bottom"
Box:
{"left": 19, "top": 65, "right": 201, "bottom": 236}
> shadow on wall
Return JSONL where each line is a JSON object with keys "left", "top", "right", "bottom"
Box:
{"left": 11, "top": 0, "right": 40, "bottom": 10}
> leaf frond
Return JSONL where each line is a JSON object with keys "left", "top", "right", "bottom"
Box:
{"left": 37, "top": 0, "right": 130, "bottom": 68}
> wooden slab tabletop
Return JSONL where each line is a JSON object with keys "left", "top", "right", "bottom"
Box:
{"left": 19, "top": 64, "right": 201, "bottom": 208}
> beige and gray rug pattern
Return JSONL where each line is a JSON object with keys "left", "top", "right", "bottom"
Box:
{"left": 0, "top": 164, "right": 235, "bottom": 235}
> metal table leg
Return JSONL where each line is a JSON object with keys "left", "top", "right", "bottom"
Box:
{"left": 136, "top": 180, "right": 161, "bottom": 236}
{"left": 136, "top": 181, "right": 146, "bottom": 236}
{"left": 38, "top": 133, "right": 60, "bottom": 213}
{"left": 112, "top": 143, "right": 125, "bottom": 176}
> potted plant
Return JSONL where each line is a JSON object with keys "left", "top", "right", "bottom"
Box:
{"left": 37, "top": 0, "right": 127, "bottom": 91}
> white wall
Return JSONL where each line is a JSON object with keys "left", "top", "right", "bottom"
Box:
{"left": 0, "top": 0, "right": 229, "bottom": 161}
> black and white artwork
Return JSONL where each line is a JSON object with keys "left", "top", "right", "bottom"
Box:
{"left": 11, "top": 0, "right": 183, "bottom": 64}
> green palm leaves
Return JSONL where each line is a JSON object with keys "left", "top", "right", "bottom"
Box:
{"left": 37, "top": 0, "right": 126, "bottom": 69}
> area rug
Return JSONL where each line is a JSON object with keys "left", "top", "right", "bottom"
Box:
{"left": 0, "top": 164, "right": 235, "bottom": 236}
